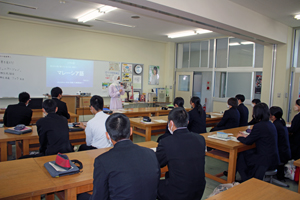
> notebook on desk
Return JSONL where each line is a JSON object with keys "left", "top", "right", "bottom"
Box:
{"left": 4, "top": 126, "right": 32, "bottom": 135}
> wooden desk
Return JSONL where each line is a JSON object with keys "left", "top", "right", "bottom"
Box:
{"left": 0, "top": 126, "right": 86, "bottom": 161}
{"left": 0, "top": 158, "right": 57, "bottom": 200}
{"left": 33, "top": 141, "right": 158, "bottom": 200}
{"left": 0, "top": 110, "right": 79, "bottom": 124}
{"left": 206, "top": 178, "right": 300, "bottom": 200}
{"left": 130, "top": 112, "right": 223, "bottom": 141}
{"left": 77, "top": 107, "right": 193, "bottom": 118}
{"left": 203, "top": 126, "right": 255, "bottom": 183}
{"left": 294, "top": 159, "right": 300, "bottom": 193}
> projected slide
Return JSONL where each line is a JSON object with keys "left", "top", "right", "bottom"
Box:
{"left": 46, "top": 58, "right": 93, "bottom": 87}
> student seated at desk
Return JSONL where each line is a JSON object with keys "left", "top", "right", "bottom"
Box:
{"left": 37, "top": 99, "right": 73, "bottom": 156}
{"left": 3, "top": 92, "right": 32, "bottom": 127}
{"left": 235, "top": 94, "right": 249, "bottom": 126}
{"left": 77, "top": 95, "right": 112, "bottom": 151}
{"left": 187, "top": 96, "right": 206, "bottom": 134}
{"left": 156, "top": 107, "right": 206, "bottom": 200}
{"left": 157, "top": 97, "right": 184, "bottom": 143}
{"left": 237, "top": 103, "right": 280, "bottom": 182}
{"left": 270, "top": 106, "right": 291, "bottom": 180}
{"left": 248, "top": 99, "right": 261, "bottom": 125}
{"left": 210, "top": 98, "right": 240, "bottom": 132}
{"left": 51, "top": 87, "right": 70, "bottom": 119}
{"left": 288, "top": 99, "right": 300, "bottom": 160}
{"left": 78, "top": 113, "right": 160, "bottom": 200}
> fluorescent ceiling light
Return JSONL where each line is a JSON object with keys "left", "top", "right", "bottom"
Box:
{"left": 241, "top": 41, "right": 254, "bottom": 45}
{"left": 167, "top": 31, "right": 196, "bottom": 38}
{"left": 295, "top": 14, "right": 300, "bottom": 20}
{"left": 196, "top": 29, "right": 212, "bottom": 34}
{"left": 229, "top": 42, "right": 240, "bottom": 46}
{"left": 77, "top": 5, "right": 117, "bottom": 23}
{"left": 95, "top": 19, "right": 135, "bottom": 28}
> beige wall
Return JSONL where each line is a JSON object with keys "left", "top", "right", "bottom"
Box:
{"left": 0, "top": 17, "right": 175, "bottom": 107}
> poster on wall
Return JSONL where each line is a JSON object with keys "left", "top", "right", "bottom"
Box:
{"left": 133, "top": 75, "right": 142, "bottom": 89}
{"left": 148, "top": 65, "right": 159, "bottom": 85}
{"left": 255, "top": 74, "right": 262, "bottom": 94}
{"left": 109, "top": 62, "right": 120, "bottom": 71}
{"left": 122, "top": 73, "right": 132, "bottom": 82}
{"left": 122, "top": 64, "right": 132, "bottom": 73}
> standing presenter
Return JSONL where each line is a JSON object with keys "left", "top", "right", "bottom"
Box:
{"left": 109, "top": 75, "right": 125, "bottom": 110}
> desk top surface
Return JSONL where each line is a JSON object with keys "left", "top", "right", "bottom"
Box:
{"left": 33, "top": 141, "right": 157, "bottom": 190}
{"left": 294, "top": 158, "right": 300, "bottom": 167}
{"left": 0, "top": 158, "right": 57, "bottom": 199}
{"left": 111, "top": 107, "right": 192, "bottom": 113}
{"left": 202, "top": 126, "right": 255, "bottom": 150}
{"left": 206, "top": 178, "right": 300, "bottom": 200}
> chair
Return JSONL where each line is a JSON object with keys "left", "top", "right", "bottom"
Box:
{"left": 263, "top": 169, "right": 289, "bottom": 187}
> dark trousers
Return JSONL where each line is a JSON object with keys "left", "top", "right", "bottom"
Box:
{"left": 78, "top": 144, "right": 97, "bottom": 151}
{"left": 77, "top": 193, "right": 91, "bottom": 200}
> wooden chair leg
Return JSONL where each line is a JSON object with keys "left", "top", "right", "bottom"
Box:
{"left": 16, "top": 141, "right": 23, "bottom": 159}
{"left": 7, "top": 143, "right": 12, "bottom": 156}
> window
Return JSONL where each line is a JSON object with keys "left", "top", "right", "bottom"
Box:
{"left": 227, "top": 72, "right": 252, "bottom": 99}
{"left": 178, "top": 75, "right": 190, "bottom": 91}
{"left": 228, "top": 38, "right": 253, "bottom": 67}
{"left": 214, "top": 72, "right": 227, "bottom": 98}
{"left": 216, "top": 38, "right": 228, "bottom": 68}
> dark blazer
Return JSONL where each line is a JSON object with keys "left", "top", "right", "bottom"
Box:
{"left": 52, "top": 98, "right": 70, "bottom": 119}
{"left": 187, "top": 107, "right": 207, "bottom": 134}
{"left": 238, "top": 121, "right": 280, "bottom": 168}
{"left": 248, "top": 116, "right": 259, "bottom": 125}
{"left": 36, "top": 113, "right": 73, "bottom": 155}
{"left": 237, "top": 103, "right": 249, "bottom": 126}
{"left": 212, "top": 107, "right": 240, "bottom": 131}
{"left": 3, "top": 102, "right": 32, "bottom": 127}
{"left": 156, "top": 128, "right": 206, "bottom": 200}
{"left": 288, "top": 112, "right": 300, "bottom": 159}
{"left": 273, "top": 119, "right": 291, "bottom": 164}
{"left": 91, "top": 140, "right": 160, "bottom": 200}
{"left": 157, "top": 125, "right": 172, "bottom": 143}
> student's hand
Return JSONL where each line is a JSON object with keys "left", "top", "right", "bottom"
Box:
{"left": 119, "top": 89, "right": 122, "bottom": 93}
{"left": 237, "top": 131, "right": 247, "bottom": 138}
{"left": 77, "top": 122, "right": 86, "bottom": 129}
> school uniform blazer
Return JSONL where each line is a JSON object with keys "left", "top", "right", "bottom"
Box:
{"left": 216, "top": 107, "right": 240, "bottom": 130}
{"left": 91, "top": 140, "right": 160, "bottom": 200}
{"left": 237, "top": 103, "right": 249, "bottom": 126}
{"left": 156, "top": 128, "right": 206, "bottom": 200}
{"left": 238, "top": 121, "right": 280, "bottom": 168}
{"left": 36, "top": 113, "right": 73, "bottom": 155}
{"left": 248, "top": 117, "right": 259, "bottom": 125}
{"left": 52, "top": 98, "right": 70, "bottom": 119}
{"left": 187, "top": 107, "right": 207, "bottom": 134}
{"left": 288, "top": 112, "right": 300, "bottom": 159}
{"left": 273, "top": 119, "right": 291, "bottom": 164}
{"left": 3, "top": 102, "right": 32, "bottom": 127}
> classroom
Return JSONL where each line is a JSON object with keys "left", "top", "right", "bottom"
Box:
{"left": 1, "top": 0, "right": 300, "bottom": 199}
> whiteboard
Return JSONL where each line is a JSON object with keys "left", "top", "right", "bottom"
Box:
{"left": 0, "top": 53, "right": 120, "bottom": 98}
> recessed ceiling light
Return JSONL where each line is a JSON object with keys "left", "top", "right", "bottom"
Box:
{"left": 241, "top": 41, "right": 254, "bottom": 45}
{"left": 95, "top": 19, "right": 135, "bottom": 28}
{"left": 295, "top": 14, "right": 300, "bottom": 20}
{"left": 196, "top": 29, "right": 212, "bottom": 34}
{"left": 229, "top": 42, "right": 240, "bottom": 46}
{"left": 131, "top": 15, "right": 140, "bottom": 19}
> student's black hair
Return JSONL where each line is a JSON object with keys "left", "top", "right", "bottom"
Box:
{"left": 252, "top": 99, "right": 261, "bottom": 105}
{"left": 235, "top": 94, "right": 245, "bottom": 102}
{"left": 42, "top": 99, "right": 57, "bottom": 113}
{"left": 51, "top": 87, "right": 63, "bottom": 98}
{"left": 296, "top": 99, "right": 300, "bottom": 106}
{"left": 190, "top": 96, "right": 203, "bottom": 116}
{"left": 19, "top": 92, "right": 30, "bottom": 103}
{"left": 270, "top": 106, "right": 286, "bottom": 126}
{"left": 173, "top": 97, "right": 184, "bottom": 108}
{"left": 153, "top": 66, "right": 158, "bottom": 73}
{"left": 253, "top": 102, "right": 270, "bottom": 122}
{"left": 227, "top": 97, "right": 238, "bottom": 109}
{"left": 105, "top": 113, "right": 130, "bottom": 142}
{"left": 168, "top": 107, "right": 188, "bottom": 128}
{"left": 90, "top": 95, "right": 103, "bottom": 111}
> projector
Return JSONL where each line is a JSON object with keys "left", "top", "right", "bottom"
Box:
{"left": 80, "top": 92, "right": 91, "bottom": 96}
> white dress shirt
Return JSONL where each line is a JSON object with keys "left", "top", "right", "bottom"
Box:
{"left": 85, "top": 111, "right": 112, "bottom": 148}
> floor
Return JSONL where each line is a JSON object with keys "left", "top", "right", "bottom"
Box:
{"left": 6, "top": 133, "right": 299, "bottom": 199}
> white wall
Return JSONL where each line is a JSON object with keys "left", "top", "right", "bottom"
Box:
{"left": 0, "top": 17, "right": 175, "bottom": 107}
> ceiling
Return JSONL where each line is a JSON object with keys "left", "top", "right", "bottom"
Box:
{"left": 0, "top": 0, "right": 299, "bottom": 43}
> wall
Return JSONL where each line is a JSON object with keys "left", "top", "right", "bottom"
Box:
{"left": 0, "top": 17, "right": 175, "bottom": 107}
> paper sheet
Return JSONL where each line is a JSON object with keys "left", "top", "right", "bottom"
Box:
{"left": 154, "top": 120, "right": 168, "bottom": 123}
